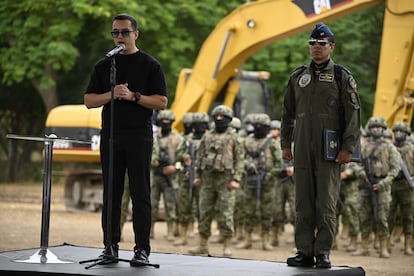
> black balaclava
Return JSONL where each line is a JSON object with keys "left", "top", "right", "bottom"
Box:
{"left": 394, "top": 131, "right": 407, "bottom": 144}
{"left": 214, "top": 116, "right": 232, "bottom": 133}
{"left": 183, "top": 124, "right": 193, "bottom": 135}
{"left": 158, "top": 121, "right": 172, "bottom": 136}
{"left": 253, "top": 124, "right": 270, "bottom": 139}
{"left": 193, "top": 122, "right": 208, "bottom": 139}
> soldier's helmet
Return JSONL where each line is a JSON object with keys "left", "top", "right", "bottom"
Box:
{"left": 243, "top": 113, "right": 255, "bottom": 125}
{"left": 231, "top": 117, "right": 242, "bottom": 129}
{"left": 157, "top": 109, "right": 176, "bottom": 122}
{"left": 192, "top": 112, "right": 210, "bottom": 123}
{"left": 270, "top": 120, "right": 281, "bottom": 130}
{"left": 211, "top": 105, "right": 233, "bottom": 119}
{"left": 392, "top": 122, "right": 411, "bottom": 134}
{"left": 251, "top": 113, "right": 270, "bottom": 126}
{"left": 366, "top": 116, "right": 387, "bottom": 129}
{"left": 181, "top": 112, "right": 193, "bottom": 124}
{"left": 366, "top": 116, "right": 387, "bottom": 138}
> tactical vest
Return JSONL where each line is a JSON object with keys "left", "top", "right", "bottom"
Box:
{"left": 362, "top": 138, "right": 391, "bottom": 178}
{"left": 157, "top": 132, "right": 182, "bottom": 164}
{"left": 244, "top": 135, "right": 274, "bottom": 171}
{"left": 200, "top": 130, "right": 235, "bottom": 171}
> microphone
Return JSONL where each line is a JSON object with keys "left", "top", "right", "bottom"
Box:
{"left": 105, "top": 44, "right": 125, "bottom": 58}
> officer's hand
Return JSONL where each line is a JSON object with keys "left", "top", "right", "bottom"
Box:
{"left": 282, "top": 148, "right": 293, "bottom": 161}
{"left": 228, "top": 180, "right": 240, "bottom": 189}
{"left": 336, "top": 150, "right": 352, "bottom": 164}
{"left": 193, "top": 178, "right": 201, "bottom": 187}
{"left": 162, "top": 165, "right": 176, "bottom": 176}
{"left": 372, "top": 183, "right": 379, "bottom": 191}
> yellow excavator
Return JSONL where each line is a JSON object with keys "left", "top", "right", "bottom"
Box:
{"left": 46, "top": 0, "right": 414, "bottom": 211}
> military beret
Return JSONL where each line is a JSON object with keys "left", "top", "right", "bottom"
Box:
{"left": 310, "top": 23, "right": 334, "bottom": 40}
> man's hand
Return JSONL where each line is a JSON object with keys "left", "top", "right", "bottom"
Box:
{"left": 162, "top": 165, "right": 176, "bottom": 176}
{"left": 193, "top": 178, "right": 202, "bottom": 187}
{"left": 114, "top": 83, "right": 134, "bottom": 101}
{"left": 228, "top": 180, "right": 240, "bottom": 189}
{"left": 336, "top": 149, "right": 352, "bottom": 164}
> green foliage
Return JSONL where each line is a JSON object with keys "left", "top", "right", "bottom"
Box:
{"left": 0, "top": 0, "right": 395, "bottom": 181}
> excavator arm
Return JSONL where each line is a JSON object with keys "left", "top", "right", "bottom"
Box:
{"left": 171, "top": 0, "right": 414, "bottom": 130}
{"left": 372, "top": 1, "right": 414, "bottom": 126}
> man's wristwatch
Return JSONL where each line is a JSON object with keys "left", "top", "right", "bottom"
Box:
{"left": 134, "top": 92, "right": 141, "bottom": 103}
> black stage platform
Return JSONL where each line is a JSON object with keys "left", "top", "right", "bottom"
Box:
{"left": 0, "top": 244, "right": 365, "bottom": 276}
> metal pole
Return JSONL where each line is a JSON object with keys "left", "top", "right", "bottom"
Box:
{"left": 39, "top": 140, "right": 53, "bottom": 262}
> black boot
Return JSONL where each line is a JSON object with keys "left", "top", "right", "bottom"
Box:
{"left": 287, "top": 252, "right": 315, "bottom": 267}
{"left": 130, "top": 248, "right": 149, "bottom": 267}
{"left": 315, "top": 254, "right": 331, "bottom": 268}
{"left": 99, "top": 244, "right": 119, "bottom": 264}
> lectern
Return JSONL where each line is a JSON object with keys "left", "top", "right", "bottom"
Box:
{"left": 6, "top": 134, "right": 92, "bottom": 264}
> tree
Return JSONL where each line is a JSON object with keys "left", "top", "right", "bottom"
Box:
{"left": 0, "top": 0, "right": 139, "bottom": 113}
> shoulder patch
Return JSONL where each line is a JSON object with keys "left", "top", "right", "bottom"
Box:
{"left": 348, "top": 76, "right": 357, "bottom": 89}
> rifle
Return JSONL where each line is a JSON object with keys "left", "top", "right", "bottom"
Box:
{"left": 245, "top": 137, "right": 272, "bottom": 212}
{"left": 155, "top": 148, "right": 173, "bottom": 187}
{"left": 398, "top": 153, "right": 414, "bottom": 191}
{"left": 361, "top": 156, "right": 378, "bottom": 220}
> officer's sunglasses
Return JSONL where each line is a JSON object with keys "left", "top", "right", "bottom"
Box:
{"left": 111, "top": 29, "right": 134, "bottom": 38}
{"left": 308, "top": 39, "right": 331, "bottom": 46}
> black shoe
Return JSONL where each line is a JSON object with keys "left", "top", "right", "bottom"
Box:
{"left": 315, "top": 254, "right": 331, "bottom": 268}
{"left": 287, "top": 252, "right": 315, "bottom": 267}
{"left": 130, "top": 248, "right": 149, "bottom": 267}
{"left": 99, "top": 244, "right": 119, "bottom": 264}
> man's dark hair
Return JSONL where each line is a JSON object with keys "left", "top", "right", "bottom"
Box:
{"left": 113, "top": 13, "right": 138, "bottom": 30}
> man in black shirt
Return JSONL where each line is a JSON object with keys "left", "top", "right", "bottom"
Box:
{"left": 84, "top": 13, "right": 167, "bottom": 266}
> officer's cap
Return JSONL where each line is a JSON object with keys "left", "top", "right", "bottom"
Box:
{"left": 310, "top": 23, "right": 334, "bottom": 41}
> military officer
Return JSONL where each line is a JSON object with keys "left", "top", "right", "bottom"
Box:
{"left": 281, "top": 23, "right": 361, "bottom": 268}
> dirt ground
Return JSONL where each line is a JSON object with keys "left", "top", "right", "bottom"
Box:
{"left": 0, "top": 182, "right": 413, "bottom": 275}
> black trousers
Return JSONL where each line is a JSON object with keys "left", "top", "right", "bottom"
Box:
{"left": 100, "top": 131, "right": 153, "bottom": 254}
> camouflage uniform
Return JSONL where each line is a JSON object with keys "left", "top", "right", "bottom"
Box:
{"left": 231, "top": 116, "right": 246, "bottom": 241}
{"left": 189, "top": 105, "right": 244, "bottom": 257}
{"left": 272, "top": 159, "right": 296, "bottom": 246}
{"left": 354, "top": 117, "right": 400, "bottom": 258}
{"left": 151, "top": 110, "right": 183, "bottom": 241}
{"left": 338, "top": 162, "right": 364, "bottom": 252}
{"left": 174, "top": 112, "right": 209, "bottom": 246}
{"left": 237, "top": 113, "right": 283, "bottom": 251}
{"left": 388, "top": 122, "right": 414, "bottom": 255}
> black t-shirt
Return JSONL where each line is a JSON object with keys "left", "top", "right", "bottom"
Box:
{"left": 85, "top": 50, "right": 167, "bottom": 135}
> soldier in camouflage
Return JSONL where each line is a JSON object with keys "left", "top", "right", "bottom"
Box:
{"left": 388, "top": 122, "right": 414, "bottom": 255}
{"left": 338, "top": 161, "right": 364, "bottom": 252}
{"left": 174, "top": 112, "right": 209, "bottom": 246}
{"left": 151, "top": 109, "right": 183, "bottom": 241}
{"left": 352, "top": 116, "right": 400, "bottom": 258}
{"left": 189, "top": 105, "right": 244, "bottom": 257}
{"left": 236, "top": 113, "right": 283, "bottom": 251}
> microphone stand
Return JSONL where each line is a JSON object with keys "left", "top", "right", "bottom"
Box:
{"left": 79, "top": 54, "right": 159, "bottom": 270}
{"left": 79, "top": 56, "right": 127, "bottom": 269}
